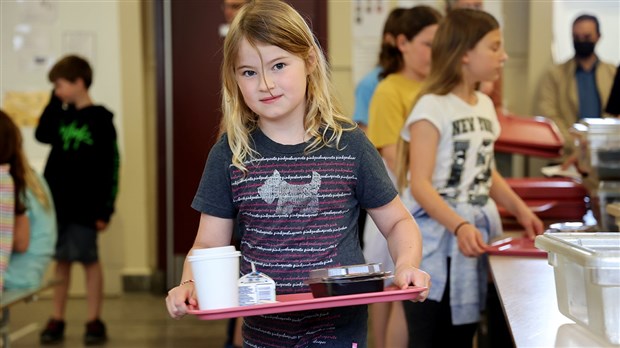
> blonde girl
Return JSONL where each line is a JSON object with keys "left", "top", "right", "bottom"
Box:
{"left": 165, "top": 1, "right": 430, "bottom": 347}
{"left": 396, "top": 9, "right": 543, "bottom": 347}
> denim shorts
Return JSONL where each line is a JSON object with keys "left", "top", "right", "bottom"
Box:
{"left": 55, "top": 223, "right": 99, "bottom": 264}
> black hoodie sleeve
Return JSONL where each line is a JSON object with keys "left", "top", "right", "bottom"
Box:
{"left": 93, "top": 110, "right": 120, "bottom": 222}
{"left": 35, "top": 90, "right": 65, "bottom": 144}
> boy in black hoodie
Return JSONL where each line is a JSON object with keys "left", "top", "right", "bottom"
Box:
{"left": 35, "top": 55, "right": 119, "bottom": 345}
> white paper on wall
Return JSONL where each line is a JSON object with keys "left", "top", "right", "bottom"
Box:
{"left": 16, "top": 0, "right": 58, "bottom": 25}
{"left": 351, "top": 0, "right": 390, "bottom": 86}
{"left": 62, "top": 31, "right": 97, "bottom": 65}
{"left": 13, "top": 24, "right": 55, "bottom": 73}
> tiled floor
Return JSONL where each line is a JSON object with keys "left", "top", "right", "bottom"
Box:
{"left": 3, "top": 294, "right": 229, "bottom": 347}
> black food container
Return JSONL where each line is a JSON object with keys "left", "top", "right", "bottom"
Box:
{"left": 306, "top": 263, "right": 392, "bottom": 298}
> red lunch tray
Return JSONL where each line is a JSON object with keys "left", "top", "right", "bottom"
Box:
{"left": 497, "top": 199, "right": 586, "bottom": 219}
{"left": 494, "top": 114, "right": 563, "bottom": 158}
{"left": 187, "top": 286, "right": 426, "bottom": 320}
{"left": 486, "top": 236, "right": 547, "bottom": 258}
{"left": 496, "top": 114, "right": 564, "bottom": 149}
{"left": 505, "top": 178, "right": 587, "bottom": 200}
{"left": 494, "top": 144, "right": 562, "bottom": 159}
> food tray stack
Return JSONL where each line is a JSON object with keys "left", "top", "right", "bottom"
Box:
{"left": 498, "top": 178, "right": 587, "bottom": 230}
{"left": 495, "top": 114, "right": 563, "bottom": 158}
{"left": 493, "top": 114, "right": 588, "bottom": 231}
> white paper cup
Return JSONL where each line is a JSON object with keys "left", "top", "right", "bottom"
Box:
{"left": 191, "top": 246, "right": 236, "bottom": 256}
{"left": 189, "top": 251, "right": 241, "bottom": 310}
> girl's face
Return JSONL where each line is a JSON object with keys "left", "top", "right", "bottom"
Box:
{"left": 53, "top": 78, "right": 82, "bottom": 104}
{"left": 235, "top": 38, "right": 310, "bottom": 126}
{"left": 463, "top": 29, "right": 508, "bottom": 83}
{"left": 398, "top": 24, "right": 438, "bottom": 81}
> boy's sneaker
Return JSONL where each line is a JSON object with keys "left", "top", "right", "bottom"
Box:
{"left": 84, "top": 318, "right": 107, "bottom": 345}
{"left": 40, "top": 318, "right": 65, "bottom": 344}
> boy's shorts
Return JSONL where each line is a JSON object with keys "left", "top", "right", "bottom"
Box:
{"left": 55, "top": 223, "right": 99, "bottom": 264}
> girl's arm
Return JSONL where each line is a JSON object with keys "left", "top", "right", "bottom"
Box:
{"left": 367, "top": 196, "right": 430, "bottom": 301}
{"left": 166, "top": 213, "right": 234, "bottom": 318}
{"left": 407, "top": 120, "right": 487, "bottom": 257}
{"left": 367, "top": 196, "right": 422, "bottom": 268}
{"left": 489, "top": 170, "right": 544, "bottom": 239}
{"left": 12, "top": 213, "right": 30, "bottom": 252}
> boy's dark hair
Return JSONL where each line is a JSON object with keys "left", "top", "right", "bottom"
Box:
{"left": 573, "top": 14, "right": 600, "bottom": 36}
{"left": 48, "top": 55, "right": 93, "bottom": 88}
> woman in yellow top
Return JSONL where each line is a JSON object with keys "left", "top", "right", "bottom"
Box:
{"left": 365, "top": 5, "right": 442, "bottom": 348}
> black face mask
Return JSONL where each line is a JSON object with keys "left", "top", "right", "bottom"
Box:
{"left": 573, "top": 41, "right": 595, "bottom": 58}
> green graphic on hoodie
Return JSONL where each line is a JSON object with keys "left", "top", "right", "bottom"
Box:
{"left": 60, "top": 121, "right": 93, "bottom": 151}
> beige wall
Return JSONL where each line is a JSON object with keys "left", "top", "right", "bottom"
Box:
{"left": 328, "top": 1, "right": 355, "bottom": 116}
{"left": 117, "top": 1, "right": 157, "bottom": 285}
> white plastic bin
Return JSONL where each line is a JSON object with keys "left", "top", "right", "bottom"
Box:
{"left": 535, "top": 233, "right": 620, "bottom": 345}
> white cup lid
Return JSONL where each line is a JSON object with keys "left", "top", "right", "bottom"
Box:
{"left": 191, "top": 246, "right": 236, "bottom": 256}
{"left": 188, "top": 251, "right": 241, "bottom": 262}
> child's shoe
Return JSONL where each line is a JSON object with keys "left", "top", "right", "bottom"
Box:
{"left": 84, "top": 318, "right": 107, "bottom": 345}
{"left": 40, "top": 318, "right": 65, "bottom": 344}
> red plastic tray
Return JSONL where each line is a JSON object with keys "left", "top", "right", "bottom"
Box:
{"left": 486, "top": 237, "right": 547, "bottom": 258}
{"left": 495, "top": 114, "right": 564, "bottom": 153}
{"left": 505, "top": 178, "right": 587, "bottom": 200}
{"left": 187, "top": 286, "right": 426, "bottom": 320}
{"left": 494, "top": 143, "right": 562, "bottom": 158}
{"left": 497, "top": 199, "right": 586, "bottom": 219}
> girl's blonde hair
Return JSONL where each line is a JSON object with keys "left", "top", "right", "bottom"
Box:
{"left": 221, "top": 0, "right": 355, "bottom": 173}
{"left": 396, "top": 9, "right": 499, "bottom": 191}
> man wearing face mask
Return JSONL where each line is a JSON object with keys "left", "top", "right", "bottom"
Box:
{"left": 536, "top": 14, "right": 616, "bottom": 166}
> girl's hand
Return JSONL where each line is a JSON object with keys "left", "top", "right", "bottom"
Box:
{"left": 165, "top": 282, "right": 198, "bottom": 319}
{"left": 456, "top": 224, "right": 487, "bottom": 257}
{"left": 516, "top": 209, "right": 544, "bottom": 239}
{"left": 561, "top": 154, "right": 578, "bottom": 170}
{"left": 393, "top": 265, "right": 431, "bottom": 302}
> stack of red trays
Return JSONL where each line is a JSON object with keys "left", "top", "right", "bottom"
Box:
{"left": 498, "top": 178, "right": 588, "bottom": 230}
{"left": 494, "top": 113, "right": 564, "bottom": 158}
